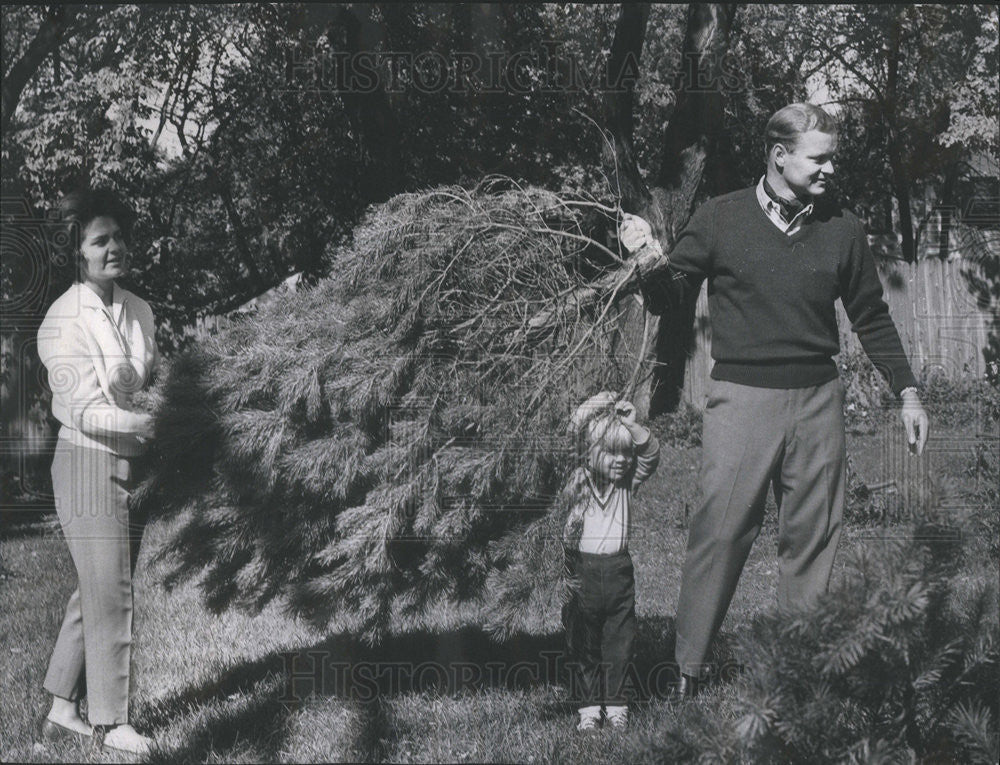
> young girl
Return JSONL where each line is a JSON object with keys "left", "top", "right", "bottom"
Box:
{"left": 562, "top": 391, "right": 660, "bottom": 731}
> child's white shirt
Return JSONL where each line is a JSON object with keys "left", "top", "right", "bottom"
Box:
{"left": 577, "top": 473, "right": 631, "bottom": 554}
{"left": 563, "top": 436, "right": 660, "bottom": 554}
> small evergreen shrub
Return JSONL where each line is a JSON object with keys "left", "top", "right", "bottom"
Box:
{"left": 637, "top": 516, "right": 999, "bottom": 764}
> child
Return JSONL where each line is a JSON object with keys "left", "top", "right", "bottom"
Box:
{"left": 562, "top": 391, "right": 660, "bottom": 732}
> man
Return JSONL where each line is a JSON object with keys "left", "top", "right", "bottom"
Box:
{"left": 622, "top": 103, "right": 930, "bottom": 699}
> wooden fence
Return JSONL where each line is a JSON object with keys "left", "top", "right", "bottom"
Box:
{"left": 681, "top": 233, "right": 998, "bottom": 409}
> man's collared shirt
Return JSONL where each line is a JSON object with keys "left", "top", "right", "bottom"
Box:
{"left": 756, "top": 176, "right": 813, "bottom": 235}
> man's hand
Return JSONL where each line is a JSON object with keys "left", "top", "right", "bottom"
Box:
{"left": 619, "top": 213, "right": 656, "bottom": 254}
{"left": 901, "top": 389, "right": 929, "bottom": 455}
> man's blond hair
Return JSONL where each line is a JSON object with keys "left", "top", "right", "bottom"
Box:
{"left": 765, "top": 103, "right": 838, "bottom": 157}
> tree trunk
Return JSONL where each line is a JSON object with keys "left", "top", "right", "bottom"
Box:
{"left": 602, "top": 4, "right": 655, "bottom": 216}
{"left": 605, "top": 4, "right": 650, "bottom": 149}
{"left": 206, "top": 160, "right": 264, "bottom": 285}
{"left": 1, "top": 5, "right": 78, "bottom": 137}
{"left": 885, "top": 7, "right": 916, "bottom": 263}
{"left": 328, "top": 5, "right": 404, "bottom": 203}
{"left": 888, "top": 148, "right": 915, "bottom": 263}
{"left": 654, "top": 3, "right": 736, "bottom": 241}
{"left": 604, "top": 2, "right": 737, "bottom": 416}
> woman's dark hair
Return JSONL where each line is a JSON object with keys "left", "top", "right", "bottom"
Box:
{"left": 55, "top": 187, "right": 134, "bottom": 252}
{"left": 53, "top": 187, "right": 135, "bottom": 280}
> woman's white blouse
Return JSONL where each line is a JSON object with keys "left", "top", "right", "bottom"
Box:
{"left": 38, "top": 282, "right": 158, "bottom": 456}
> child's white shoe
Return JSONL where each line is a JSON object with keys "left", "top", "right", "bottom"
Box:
{"left": 576, "top": 705, "right": 601, "bottom": 733}
{"left": 606, "top": 705, "right": 629, "bottom": 730}
{"left": 101, "top": 724, "right": 152, "bottom": 755}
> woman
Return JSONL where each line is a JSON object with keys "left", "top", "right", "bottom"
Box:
{"left": 37, "top": 188, "right": 157, "bottom": 755}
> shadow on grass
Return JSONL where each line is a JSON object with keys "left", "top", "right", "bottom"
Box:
{"left": 0, "top": 508, "right": 57, "bottom": 541}
{"left": 137, "top": 615, "right": 743, "bottom": 762}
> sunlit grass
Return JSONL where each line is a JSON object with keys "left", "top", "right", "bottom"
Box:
{"left": 2, "top": 420, "right": 994, "bottom": 763}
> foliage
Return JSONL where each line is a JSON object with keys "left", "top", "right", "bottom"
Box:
{"left": 839, "top": 349, "right": 895, "bottom": 434}
{"left": 3, "top": 4, "right": 622, "bottom": 352}
{"left": 937, "top": 5, "right": 1000, "bottom": 165}
{"left": 736, "top": 523, "right": 998, "bottom": 763}
{"left": 918, "top": 365, "right": 1000, "bottom": 430}
{"left": 640, "top": 516, "right": 1000, "bottom": 764}
{"left": 4, "top": 3, "right": 996, "bottom": 342}
{"left": 745, "top": 5, "right": 999, "bottom": 260}
{"left": 966, "top": 440, "right": 1000, "bottom": 561}
{"left": 137, "top": 179, "right": 643, "bottom": 642}
{"left": 961, "top": 231, "right": 1000, "bottom": 387}
{"left": 839, "top": 345, "right": 1000, "bottom": 434}
{"left": 721, "top": 5, "right": 813, "bottom": 190}
{"left": 649, "top": 401, "right": 703, "bottom": 449}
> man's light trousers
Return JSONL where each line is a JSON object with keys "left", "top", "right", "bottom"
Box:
{"left": 674, "top": 377, "right": 846, "bottom": 677}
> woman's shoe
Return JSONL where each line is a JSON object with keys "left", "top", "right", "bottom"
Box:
{"left": 40, "top": 717, "right": 94, "bottom": 745}
{"left": 576, "top": 705, "right": 602, "bottom": 733}
{"left": 101, "top": 724, "right": 152, "bottom": 755}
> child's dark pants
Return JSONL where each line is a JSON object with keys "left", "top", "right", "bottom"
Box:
{"left": 563, "top": 549, "right": 637, "bottom": 706}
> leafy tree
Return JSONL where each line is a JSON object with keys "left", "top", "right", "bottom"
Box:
{"left": 784, "top": 4, "right": 998, "bottom": 262}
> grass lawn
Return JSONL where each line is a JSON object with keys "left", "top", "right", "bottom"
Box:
{"left": 1, "top": 415, "right": 995, "bottom": 763}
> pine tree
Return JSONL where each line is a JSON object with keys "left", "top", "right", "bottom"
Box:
{"left": 137, "top": 178, "right": 653, "bottom": 642}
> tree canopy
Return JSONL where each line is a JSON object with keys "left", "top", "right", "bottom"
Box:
{"left": 2, "top": 4, "right": 997, "bottom": 570}
{"left": 4, "top": 4, "right": 995, "bottom": 346}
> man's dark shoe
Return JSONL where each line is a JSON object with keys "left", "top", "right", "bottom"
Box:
{"left": 667, "top": 673, "right": 701, "bottom": 704}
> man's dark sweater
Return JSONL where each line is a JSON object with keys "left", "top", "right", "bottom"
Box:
{"left": 666, "top": 186, "right": 917, "bottom": 394}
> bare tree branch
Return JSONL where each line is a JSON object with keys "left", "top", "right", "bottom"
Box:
{"left": 2, "top": 5, "right": 78, "bottom": 135}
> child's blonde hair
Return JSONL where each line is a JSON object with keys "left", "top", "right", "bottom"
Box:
{"left": 583, "top": 414, "right": 635, "bottom": 457}
{"left": 569, "top": 391, "right": 637, "bottom": 466}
